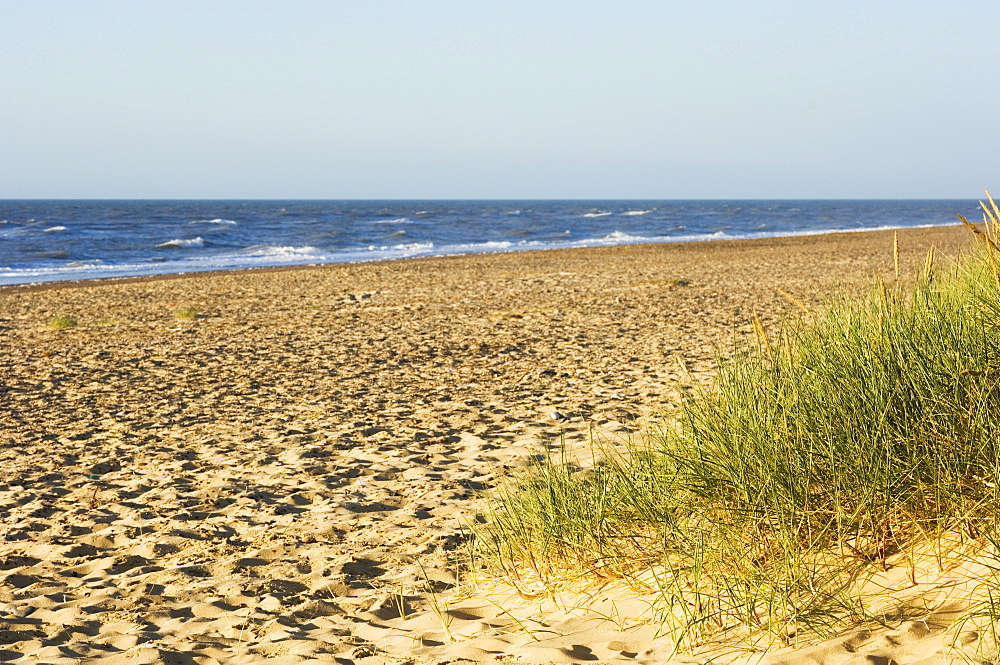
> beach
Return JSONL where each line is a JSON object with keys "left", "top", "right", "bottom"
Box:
{"left": 0, "top": 225, "right": 978, "bottom": 664}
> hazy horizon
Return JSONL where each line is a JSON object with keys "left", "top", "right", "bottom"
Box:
{"left": 4, "top": 1, "right": 999, "bottom": 200}
{"left": 0, "top": 196, "right": 983, "bottom": 202}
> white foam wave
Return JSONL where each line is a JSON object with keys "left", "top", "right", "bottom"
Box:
{"left": 237, "top": 245, "right": 319, "bottom": 257}
{"left": 453, "top": 241, "right": 514, "bottom": 251}
{"left": 621, "top": 210, "right": 652, "bottom": 216}
{"left": 372, "top": 217, "right": 411, "bottom": 225}
{"left": 560, "top": 229, "right": 730, "bottom": 250}
{"left": 582, "top": 211, "right": 612, "bottom": 218}
{"left": 365, "top": 242, "right": 434, "bottom": 252}
{"left": 157, "top": 237, "right": 206, "bottom": 249}
{"left": 600, "top": 231, "right": 652, "bottom": 243}
{"left": 394, "top": 242, "right": 434, "bottom": 251}
{"left": 43, "top": 226, "right": 68, "bottom": 232}
{"left": 191, "top": 218, "right": 237, "bottom": 225}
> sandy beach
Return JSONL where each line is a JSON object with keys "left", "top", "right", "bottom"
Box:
{"left": 0, "top": 226, "right": 981, "bottom": 665}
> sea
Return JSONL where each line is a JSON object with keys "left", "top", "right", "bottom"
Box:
{"left": 0, "top": 199, "right": 982, "bottom": 286}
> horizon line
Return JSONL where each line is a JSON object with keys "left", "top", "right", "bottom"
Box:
{"left": 0, "top": 196, "right": 982, "bottom": 202}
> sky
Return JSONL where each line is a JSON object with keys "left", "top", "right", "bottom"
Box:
{"left": 2, "top": 1, "right": 999, "bottom": 199}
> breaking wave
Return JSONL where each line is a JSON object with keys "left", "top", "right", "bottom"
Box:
{"left": 157, "top": 237, "right": 206, "bottom": 249}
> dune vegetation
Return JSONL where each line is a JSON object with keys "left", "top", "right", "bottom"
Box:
{"left": 475, "top": 197, "right": 1000, "bottom": 650}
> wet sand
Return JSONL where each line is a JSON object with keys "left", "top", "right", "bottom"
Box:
{"left": 0, "top": 226, "right": 981, "bottom": 664}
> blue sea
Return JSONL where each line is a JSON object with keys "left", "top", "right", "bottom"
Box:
{"left": 0, "top": 200, "right": 980, "bottom": 286}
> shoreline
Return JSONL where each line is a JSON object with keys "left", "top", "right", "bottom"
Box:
{"left": 0, "top": 224, "right": 979, "bottom": 664}
{"left": 0, "top": 222, "right": 966, "bottom": 294}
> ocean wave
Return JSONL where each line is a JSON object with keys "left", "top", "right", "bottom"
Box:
{"left": 237, "top": 245, "right": 319, "bottom": 257}
{"left": 190, "top": 218, "right": 237, "bottom": 225}
{"left": 582, "top": 211, "right": 613, "bottom": 218}
{"left": 365, "top": 242, "right": 434, "bottom": 252}
{"left": 157, "top": 237, "right": 206, "bottom": 249}
{"left": 601, "top": 231, "right": 651, "bottom": 243}
{"left": 621, "top": 210, "right": 652, "bottom": 216}
{"left": 566, "top": 229, "right": 728, "bottom": 248}
{"left": 395, "top": 242, "right": 434, "bottom": 251}
{"left": 372, "top": 217, "right": 412, "bottom": 225}
{"left": 43, "top": 226, "right": 68, "bottom": 233}
{"left": 452, "top": 240, "right": 515, "bottom": 251}
{"left": 0, "top": 227, "right": 30, "bottom": 239}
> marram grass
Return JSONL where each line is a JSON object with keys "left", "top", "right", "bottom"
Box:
{"left": 475, "top": 209, "right": 1000, "bottom": 649}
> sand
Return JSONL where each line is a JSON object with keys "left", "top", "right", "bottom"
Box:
{"left": 0, "top": 225, "right": 990, "bottom": 664}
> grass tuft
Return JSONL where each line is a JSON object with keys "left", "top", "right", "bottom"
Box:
{"left": 48, "top": 314, "right": 78, "bottom": 329}
{"left": 172, "top": 306, "right": 200, "bottom": 320}
{"left": 475, "top": 209, "right": 1000, "bottom": 649}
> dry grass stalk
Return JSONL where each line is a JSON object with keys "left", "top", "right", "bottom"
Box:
{"left": 956, "top": 214, "right": 1000, "bottom": 254}
{"left": 675, "top": 355, "right": 694, "bottom": 384}
{"left": 924, "top": 246, "right": 936, "bottom": 281}
{"left": 776, "top": 288, "right": 811, "bottom": 315}
{"left": 956, "top": 214, "right": 1000, "bottom": 288}
{"left": 982, "top": 189, "right": 1000, "bottom": 231}
{"left": 751, "top": 311, "right": 773, "bottom": 363}
{"left": 893, "top": 231, "right": 900, "bottom": 281}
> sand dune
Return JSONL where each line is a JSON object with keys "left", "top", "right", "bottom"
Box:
{"left": 0, "top": 226, "right": 986, "bottom": 664}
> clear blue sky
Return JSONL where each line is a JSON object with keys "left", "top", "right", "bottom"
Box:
{"left": 2, "top": 1, "right": 998, "bottom": 199}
